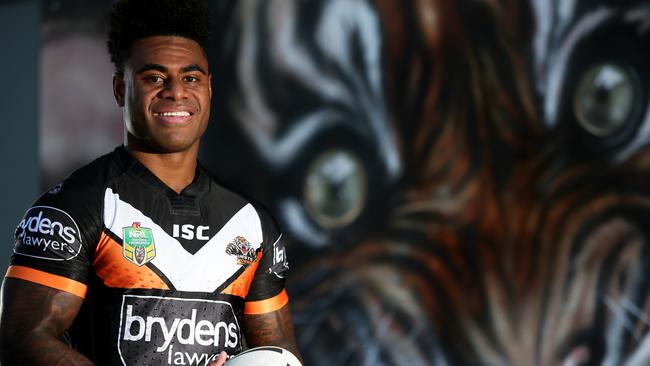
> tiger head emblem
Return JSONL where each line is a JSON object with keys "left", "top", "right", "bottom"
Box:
{"left": 225, "top": 236, "right": 257, "bottom": 266}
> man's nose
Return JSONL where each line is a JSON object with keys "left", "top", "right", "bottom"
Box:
{"left": 159, "top": 78, "right": 187, "bottom": 100}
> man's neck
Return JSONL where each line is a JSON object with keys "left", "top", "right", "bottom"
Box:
{"left": 125, "top": 146, "right": 199, "bottom": 194}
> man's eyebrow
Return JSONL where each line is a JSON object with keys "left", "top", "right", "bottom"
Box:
{"left": 135, "top": 63, "right": 207, "bottom": 75}
{"left": 182, "top": 64, "right": 207, "bottom": 75}
{"left": 136, "top": 64, "right": 167, "bottom": 74}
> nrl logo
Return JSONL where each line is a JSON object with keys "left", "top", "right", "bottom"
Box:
{"left": 225, "top": 236, "right": 257, "bottom": 266}
{"left": 122, "top": 222, "right": 156, "bottom": 266}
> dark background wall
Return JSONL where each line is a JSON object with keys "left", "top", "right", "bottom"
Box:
{"left": 0, "top": 0, "right": 39, "bottom": 276}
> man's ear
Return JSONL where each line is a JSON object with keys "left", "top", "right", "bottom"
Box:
{"left": 113, "top": 72, "right": 125, "bottom": 107}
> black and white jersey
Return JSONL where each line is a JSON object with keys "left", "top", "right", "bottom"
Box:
{"left": 8, "top": 146, "right": 290, "bottom": 365}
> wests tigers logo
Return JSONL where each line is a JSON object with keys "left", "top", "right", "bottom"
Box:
{"left": 225, "top": 236, "right": 256, "bottom": 266}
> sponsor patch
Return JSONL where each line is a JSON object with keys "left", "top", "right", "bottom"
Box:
{"left": 118, "top": 295, "right": 242, "bottom": 365}
{"left": 225, "top": 236, "right": 257, "bottom": 266}
{"left": 14, "top": 206, "right": 82, "bottom": 261}
{"left": 269, "top": 235, "right": 290, "bottom": 279}
{"left": 122, "top": 222, "right": 156, "bottom": 266}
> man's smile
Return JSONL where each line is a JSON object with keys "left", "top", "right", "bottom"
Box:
{"left": 153, "top": 111, "right": 191, "bottom": 117}
{"left": 152, "top": 107, "right": 195, "bottom": 124}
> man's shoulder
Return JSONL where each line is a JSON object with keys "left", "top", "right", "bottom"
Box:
{"left": 199, "top": 165, "right": 279, "bottom": 227}
{"left": 43, "top": 147, "right": 129, "bottom": 200}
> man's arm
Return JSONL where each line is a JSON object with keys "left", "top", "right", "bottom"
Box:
{"left": 0, "top": 278, "right": 93, "bottom": 366}
{"left": 243, "top": 302, "right": 303, "bottom": 363}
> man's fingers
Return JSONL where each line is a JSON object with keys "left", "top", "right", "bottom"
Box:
{"left": 208, "top": 351, "right": 228, "bottom": 366}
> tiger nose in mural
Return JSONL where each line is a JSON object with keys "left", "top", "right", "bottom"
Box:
{"left": 202, "top": 0, "right": 650, "bottom": 365}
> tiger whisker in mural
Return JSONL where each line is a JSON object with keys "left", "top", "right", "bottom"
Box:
{"left": 613, "top": 297, "right": 650, "bottom": 330}
{"left": 203, "top": 0, "right": 650, "bottom": 364}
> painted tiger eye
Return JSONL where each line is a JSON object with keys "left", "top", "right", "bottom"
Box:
{"left": 303, "top": 149, "right": 367, "bottom": 229}
{"left": 573, "top": 62, "right": 637, "bottom": 137}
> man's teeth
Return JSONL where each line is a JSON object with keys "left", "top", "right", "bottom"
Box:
{"left": 155, "top": 111, "right": 191, "bottom": 116}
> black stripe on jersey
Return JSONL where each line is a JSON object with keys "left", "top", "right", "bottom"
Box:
{"left": 212, "top": 247, "right": 264, "bottom": 296}
{"left": 145, "top": 262, "right": 177, "bottom": 292}
{"left": 103, "top": 228, "right": 122, "bottom": 247}
{"left": 213, "top": 266, "right": 248, "bottom": 296}
{"left": 9, "top": 255, "right": 89, "bottom": 285}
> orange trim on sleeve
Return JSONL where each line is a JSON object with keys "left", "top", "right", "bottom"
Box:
{"left": 93, "top": 232, "right": 169, "bottom": 290}
{"left": 5, "top": 265, "right": 87, "bottom": 299}
{"left": 244, "top": 289, "right": 289, "bottom": 314}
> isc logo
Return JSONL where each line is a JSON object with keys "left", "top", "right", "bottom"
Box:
{"left": 172, "top": 224, "right": 210, "bottom": 241}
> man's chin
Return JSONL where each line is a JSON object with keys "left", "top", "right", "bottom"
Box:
{"left": 126, "top": 137, "right": 200, "bottom": 155}
{"left": 153, "top": 142, "right": 198, "bottom": 154}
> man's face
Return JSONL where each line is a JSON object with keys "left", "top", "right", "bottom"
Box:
{"left": 113, "top": 36, "right": 212, "bottom": 153}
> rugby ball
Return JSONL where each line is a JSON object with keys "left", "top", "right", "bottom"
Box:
{"left": 225, "top": 346, "right": 302, "bottom": 366}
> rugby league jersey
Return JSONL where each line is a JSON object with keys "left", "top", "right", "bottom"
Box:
{"left": 7, "top": 146, "right": 290, "bottom": 366}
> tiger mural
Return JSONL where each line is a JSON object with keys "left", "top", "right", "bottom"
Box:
{"left": 202, "top": 0, "right": 650, "bottom": 364}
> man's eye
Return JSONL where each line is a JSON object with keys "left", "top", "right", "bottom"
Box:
{"left": 145, "top": 75, "right": 164, "bottom": 83}
{"left": 184, "top": 76, "right": 199, "bottom": 82}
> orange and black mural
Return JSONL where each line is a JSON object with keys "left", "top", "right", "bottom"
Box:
{"left": 39, "top": 0, "right": 650, "bottom": 364}
{"left": 202, "top": 0, "right": 650, "bottom": 365}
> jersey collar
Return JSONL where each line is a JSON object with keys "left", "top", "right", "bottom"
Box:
{"left": 115, "top": 145, "right": 210, "bottom": 198}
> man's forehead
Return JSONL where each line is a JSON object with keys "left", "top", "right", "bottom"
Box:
{"left": 126, "top": 35, "right": 208, "bottom": 71}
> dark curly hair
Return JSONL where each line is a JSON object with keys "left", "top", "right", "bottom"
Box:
{"left": 107, "top": 0, "right": 211, "bottom": 73}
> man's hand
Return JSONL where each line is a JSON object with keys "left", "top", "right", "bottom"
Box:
{"left": 207, "top": 351, "right": 228, "bottom": 365}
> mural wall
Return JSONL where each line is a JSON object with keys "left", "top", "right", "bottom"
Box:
{"left": 42, "top": 0, "right": 650, "bottom": 365}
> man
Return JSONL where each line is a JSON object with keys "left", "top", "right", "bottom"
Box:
{"left": 0, "top": 0, "right": 301, "bottom": 365}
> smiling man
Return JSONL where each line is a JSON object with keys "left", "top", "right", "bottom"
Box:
{"left": 0, "top": 1, "right": 301, "bottom": 365}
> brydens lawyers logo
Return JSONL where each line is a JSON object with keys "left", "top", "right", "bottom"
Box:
{"left": 14, "top": 206, "right": 82, "bottom": 261}
{"left": 122, "top": 222, "right": 156, "bottom": 266}
{"left": 118, "top": 295, "right": 242, "bottom": 365}
{"left": 225, "top": 236, "right": 257, "bottom": 266}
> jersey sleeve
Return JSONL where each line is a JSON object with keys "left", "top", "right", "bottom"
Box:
{"left": 6, "top": 178, "right": 102, "bottom": 299}
{"left": 244, "top": 205, "right": 291, "bottom": 315}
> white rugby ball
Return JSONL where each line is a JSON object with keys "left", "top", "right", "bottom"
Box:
{"left": 225, "top": 346, "right": 302, "bottom": 366}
